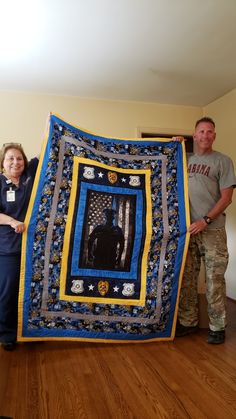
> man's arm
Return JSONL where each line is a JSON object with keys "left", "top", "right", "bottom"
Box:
{"left": 115, "top": 231, "right": 125, "bottom": 265}
{"left": 206, "top": 187, "right": 234, "bottom": 220}
{"left": 88, "top": 228, "right": 98, "bottom": 261}
{"left": 189, "top": 187, "right": 234, "bottom": 235}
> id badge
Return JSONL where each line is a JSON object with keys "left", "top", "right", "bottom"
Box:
{"left": 7, "top": 188, "right": 15, "bottom": 202}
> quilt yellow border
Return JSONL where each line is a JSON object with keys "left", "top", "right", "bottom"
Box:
{"left": 60, "top": 157, "right": 152, "bottom": 306}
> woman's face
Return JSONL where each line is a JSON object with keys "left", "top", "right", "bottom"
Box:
{"left": 3, "top": 148, "right": 25, "bottom": 179}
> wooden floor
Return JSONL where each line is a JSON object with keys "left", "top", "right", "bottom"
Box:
{"left": 1, "top": 299, "right": 236, "bottom": 419}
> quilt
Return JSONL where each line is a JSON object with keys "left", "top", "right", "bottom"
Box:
{"left": 18, "top": 114, "right": 190, "bottom": 342}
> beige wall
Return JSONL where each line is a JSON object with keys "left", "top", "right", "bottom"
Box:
{"left": 204, "top": 89, "right": 236, "bottom": 299}
{"left": 0, "top": 89, "right": 235, "bottom": 298}
{"left": 0, "top": 91, "right": 200, "bottom": 158}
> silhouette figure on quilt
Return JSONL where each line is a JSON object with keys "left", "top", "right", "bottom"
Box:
{"left": 88, "top": 208, "right": 124, "bottom": 269}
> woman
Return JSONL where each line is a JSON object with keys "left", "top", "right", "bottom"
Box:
{"left": 0, "top": 143, "right": 38, "bottom": 350}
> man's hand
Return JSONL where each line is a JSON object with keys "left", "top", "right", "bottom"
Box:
{"left": 172, "top": 136, "right": 185, "bottom": 142}
{"left": 88, "top": 253, "right": 94, "bottom": 262}
{"left": 189, "top": 219, "right": 207, "bottom": 235}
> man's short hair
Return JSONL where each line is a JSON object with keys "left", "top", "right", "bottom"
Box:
{"left": 195, "top": 116, "right": 215, "bottom": 129}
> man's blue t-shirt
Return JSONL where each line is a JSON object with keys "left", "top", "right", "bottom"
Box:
{"left": 0, "top": 158, "right": 38, "bottom": 255}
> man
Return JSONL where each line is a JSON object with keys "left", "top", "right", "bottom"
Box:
{"left": 174, "top": 117, "right": 236, "bottom": 344}
{"left": 88, "top": 208, "right": 124, "bottom": 270}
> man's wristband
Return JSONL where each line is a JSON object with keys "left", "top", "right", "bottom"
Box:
{"left": 203, "top": 216, "right": 212, "bottom": 225}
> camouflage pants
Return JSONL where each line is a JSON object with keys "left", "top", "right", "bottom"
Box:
{"left": 178, "top": 228, "right": 229, "bottom": 331}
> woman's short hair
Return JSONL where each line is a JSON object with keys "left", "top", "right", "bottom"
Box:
{"left": 0, "top": 143, "right": 28, "bottom": 173}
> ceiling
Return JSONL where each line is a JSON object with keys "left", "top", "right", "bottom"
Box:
{"left": 0, "top": 0, "right": 236, "bottom": 107}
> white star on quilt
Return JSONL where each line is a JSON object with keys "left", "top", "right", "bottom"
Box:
{"left": 113, "top": 286, "right": 119, "bottom": 292}
{"left": 98, "top": 172, "right": 104, "bottom": 178}
{"left": 121, "top": 177, "right": 126, "bottom": 183}
{"left": 88, "top": 284, "right": 95, "bottom": 291}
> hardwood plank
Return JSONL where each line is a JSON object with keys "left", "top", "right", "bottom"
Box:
{"left": 1, "top": 299, "right": 236, "bottom": 419}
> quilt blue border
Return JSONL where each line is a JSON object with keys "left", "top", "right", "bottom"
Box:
{"left": 18, "top": 114, "right": 189, "bottom": 342}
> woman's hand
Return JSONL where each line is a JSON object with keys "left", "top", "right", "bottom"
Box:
{"left": 9, "top": 219, "right": 26, "bottom": 234}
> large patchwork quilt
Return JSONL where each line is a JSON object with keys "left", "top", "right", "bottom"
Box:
{"left": 18, "top": 114, "right": 189, "bottom": 342}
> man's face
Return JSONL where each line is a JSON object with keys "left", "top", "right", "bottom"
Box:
{"left": 105, "top": 213, "right": 114, "bottom": 225}
{"left": 193, "top": 122, "right": 216, "bottom": 153}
